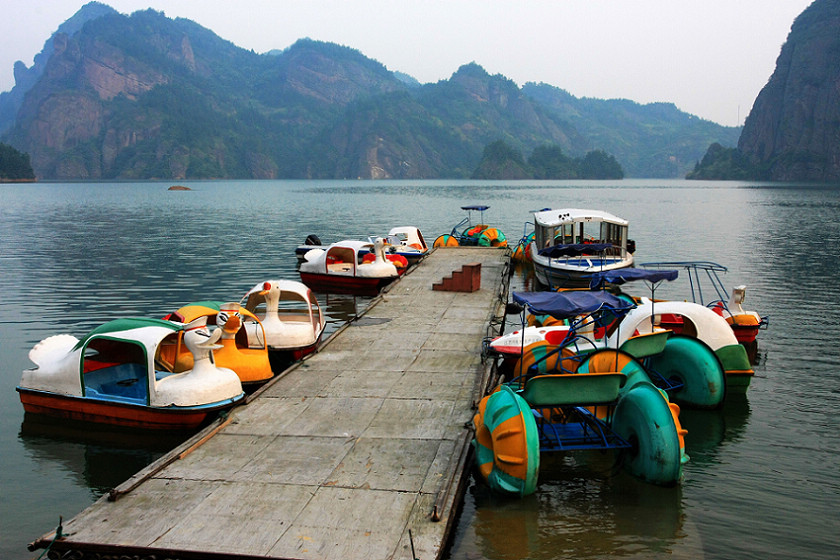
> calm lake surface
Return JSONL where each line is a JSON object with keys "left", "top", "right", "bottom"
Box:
{"left": 1, "top": 179, "right": 838, "bottom": 559}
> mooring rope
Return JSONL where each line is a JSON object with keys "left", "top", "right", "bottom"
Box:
{"left": 35, "top": 516, "right": 62, "bottom": 560}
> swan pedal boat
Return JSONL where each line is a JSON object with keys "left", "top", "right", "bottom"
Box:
{"left": 240, "top": 279, "right": 326, "bottom": 363}
{"left": 640, "top": 261, "right": 768, "bottom": 345}
{"left": 298, "top": 239, "right": 406, "bottom": 295}
{"left": 17, "top": 317, "right": 245, "bottom": 430}
{"left": 162, "top": 301, "right": 274, "bottom": 388}
{"left": 527, "top": 208, "right": 634, "bottom": 289}
{"left": 295, "top": 227, "right": 429, "bottom": 265}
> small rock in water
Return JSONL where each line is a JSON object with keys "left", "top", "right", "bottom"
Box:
{"left": 168, "top": 185, "right": 191, "bottom": 191}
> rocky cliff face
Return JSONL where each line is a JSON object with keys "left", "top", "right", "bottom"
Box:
{"left": 0, "top": 5, "right": 740, "bottom": 180}
{"left": 738, "top": 0, "right": 840, "bottom": 181}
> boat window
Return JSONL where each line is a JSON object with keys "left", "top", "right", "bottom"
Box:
{"left": 82, "top": 338, "right": 149, "bottom": 404}
{"left": 327, "top": 247, "right": 354, "bottom": 264}
{"left": 156, "top": 332, "right": 181, "bottom": 372}
{"left": 601, "top": 222, "right": 626, "bottom": 248}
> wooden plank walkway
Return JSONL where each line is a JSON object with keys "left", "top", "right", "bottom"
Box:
{"left": 31, "top": 247, "right": 510, "bottom": 560}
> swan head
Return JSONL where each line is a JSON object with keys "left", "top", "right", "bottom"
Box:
{"left": 216, "top": 302, "right": 242, "bottom": 339}
{"left": 183, "top": 317, "right": 222, "bottom": 361}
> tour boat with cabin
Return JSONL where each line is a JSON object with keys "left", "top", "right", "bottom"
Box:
{"left": 527, "top": 208, "right": 634, "bottom": 289}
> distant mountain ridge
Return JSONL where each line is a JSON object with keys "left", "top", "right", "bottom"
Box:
{"left": 0, "top": 3, "right": 739, "bottom": 180}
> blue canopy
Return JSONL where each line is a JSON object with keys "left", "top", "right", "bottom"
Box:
{"left": 588, "top": 267, "right": 678, "bottom": 289}
{"left": 461, "top": 205, "right": 489, "bottom": 211}
{"left": 538, "top": 243, "right": 613, "bottom": 258}
{"left": 512, "top": 290, "right": 634, "bottom": 319}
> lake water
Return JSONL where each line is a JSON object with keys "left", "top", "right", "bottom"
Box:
{"left": 1, "top": 179, "right": 838, "bottom": 559}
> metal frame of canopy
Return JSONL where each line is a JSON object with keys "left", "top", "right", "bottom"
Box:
{"left": 507, "top": 290, "right": 637, "bottom": 382}
{"left": 587, "top": 267, "right": 680, "bottom": 330}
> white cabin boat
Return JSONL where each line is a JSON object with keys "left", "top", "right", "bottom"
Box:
{"left": 527, "top": 208, "right": 634, "bottom": 289}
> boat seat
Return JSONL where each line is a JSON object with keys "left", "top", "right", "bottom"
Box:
{"left": 516, "top": 372, "right": 626, "bottom": 407}
{"left": 619, "top": 330, "right": 671, "bottom": 358}
{"left": 84, "top": 362, "right": 147, "bottom": 402}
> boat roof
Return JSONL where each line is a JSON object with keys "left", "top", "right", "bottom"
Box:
{"left": 588, "top": 268, "right": 678, "bottom": 288}
{"left": 641, "top": 261, "right": 728, "bottom": 273}
{"left": 533, "top": 208, "right": 629, "bottom": 228}
{"left": 327, "top": 239, "right": 374, "bottom": 251}
{"left": 242, "top": 279, "right": 314, "bottom": 299}
{"left": 171, "top": 301, "right": 260, "bottom": 323}
{"left": 512, "top": 290, "right": 634, "bottom": 319}
{"left": 74, "top": 318, "right": 182, "bottom": 350}
{"left": 461, "top": 205, "right": 489, "bottom": 211}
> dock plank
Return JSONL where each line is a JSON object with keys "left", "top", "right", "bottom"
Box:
{"left": 33, "top": 247, "right": 510, "bottom": 559}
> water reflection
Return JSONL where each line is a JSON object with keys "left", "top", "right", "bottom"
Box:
{"left": 18, "top": 414, "right": 190, "bottom": 495}
{"left": 469, "top": 462, "right": 686, "bottom": 560}
{"left": 4, "top": 181, "right": 840, "bottom": 560}
{"left": 679, "top": 396, "right": 752, "bottom": 465}
{"left": 315, "top": 292, "right": 374, "bottom": 328}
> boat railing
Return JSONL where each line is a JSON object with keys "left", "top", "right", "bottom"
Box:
{"left": 641, "top": 261, "right": 730, "bottom": 308}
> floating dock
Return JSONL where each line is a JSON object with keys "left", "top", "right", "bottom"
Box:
{"left": 30, "top": 247, "right": 511, "bottom": 560}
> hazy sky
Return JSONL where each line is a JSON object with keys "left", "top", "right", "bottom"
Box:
{"left": 1, "top": 1, "right": 814, "bottom": 126}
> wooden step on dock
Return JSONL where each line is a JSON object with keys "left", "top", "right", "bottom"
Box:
{"left": 30, "top": 247, "right": 510, "bottom": 560}
{"left": 432, "top": 262, "right": 481, "bottom": 292}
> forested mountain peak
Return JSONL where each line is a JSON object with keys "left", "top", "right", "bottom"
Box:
{"left": 0, "top": 3, "right": 739, "bottom": 180}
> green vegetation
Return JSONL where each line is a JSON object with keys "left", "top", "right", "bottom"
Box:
{"left": 686, "top": 143, "right": 763, "bottom": 180}
{"left": 529, "top": 145, "right": 578, "bottom": 179}
{"left": 0, "top": 143, "right": 35, "bottom": 181}
{"left": 0, "top": 8, "right": 741, "bottom": 180}
{"left": 473, "top": 141, "right": 624, "bottom": 180}
{"left": 523, "top": 83, "right": 740, "bottom": 178}
{"left": 472, "top": 140, "right": 531, "bottom": 179}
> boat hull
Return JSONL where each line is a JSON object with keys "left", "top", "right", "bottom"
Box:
{"left": 17, "top": 388, "right": 241, "bottom": 430}
{"left": 531, "top": 254, "right": 633, "bottom": 289}
{"left": 299, "top": 271, "right": 398, "bottom": 295}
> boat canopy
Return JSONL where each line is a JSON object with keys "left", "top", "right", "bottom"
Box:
{"left": 533, "top": 208, "right": 628, "bottom": 228}
{"left": 538, "top": 243, "right": 613, "bottom": 258}
{"left": 461, "top": 205, "right": 489, "bottom": 211}
{"left": 512, "top": 290, "right": 634, "bottom": 319}
{"left": 588, "top": 268, "right": 678, "bottom": 288}
{"left": 168, "top": 301, "right": 261, "bottom": 324}
{"left": 74, "top": 318, "right": 182, "bottom": 351}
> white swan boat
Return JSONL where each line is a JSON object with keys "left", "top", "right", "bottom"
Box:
{"left": 240, "top": 279, "right": 327, "bottom": 362}
{"left": 17, "top": 317, "right": 244, "bottom": 430}
{"left": 298, "top": 239, "right": 405, "bottom": 295}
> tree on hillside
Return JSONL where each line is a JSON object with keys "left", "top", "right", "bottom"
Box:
{"left": 0, "top": 143, "right": 35, "bottom": 181}
{"left": 471, "top": 140, "right": 531, "bottom": 179}
{"left": 579, "top": 150, "right": 624, "bottom": 179}
{"left": 686, "top": 142, "right": 762, "bottom": 180}
{"left": 528, "top": 144, "right": 578, "bottom": 179}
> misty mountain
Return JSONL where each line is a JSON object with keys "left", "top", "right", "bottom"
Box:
{"left": 0, "top": 3, "right": 739, "bottom": 180}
